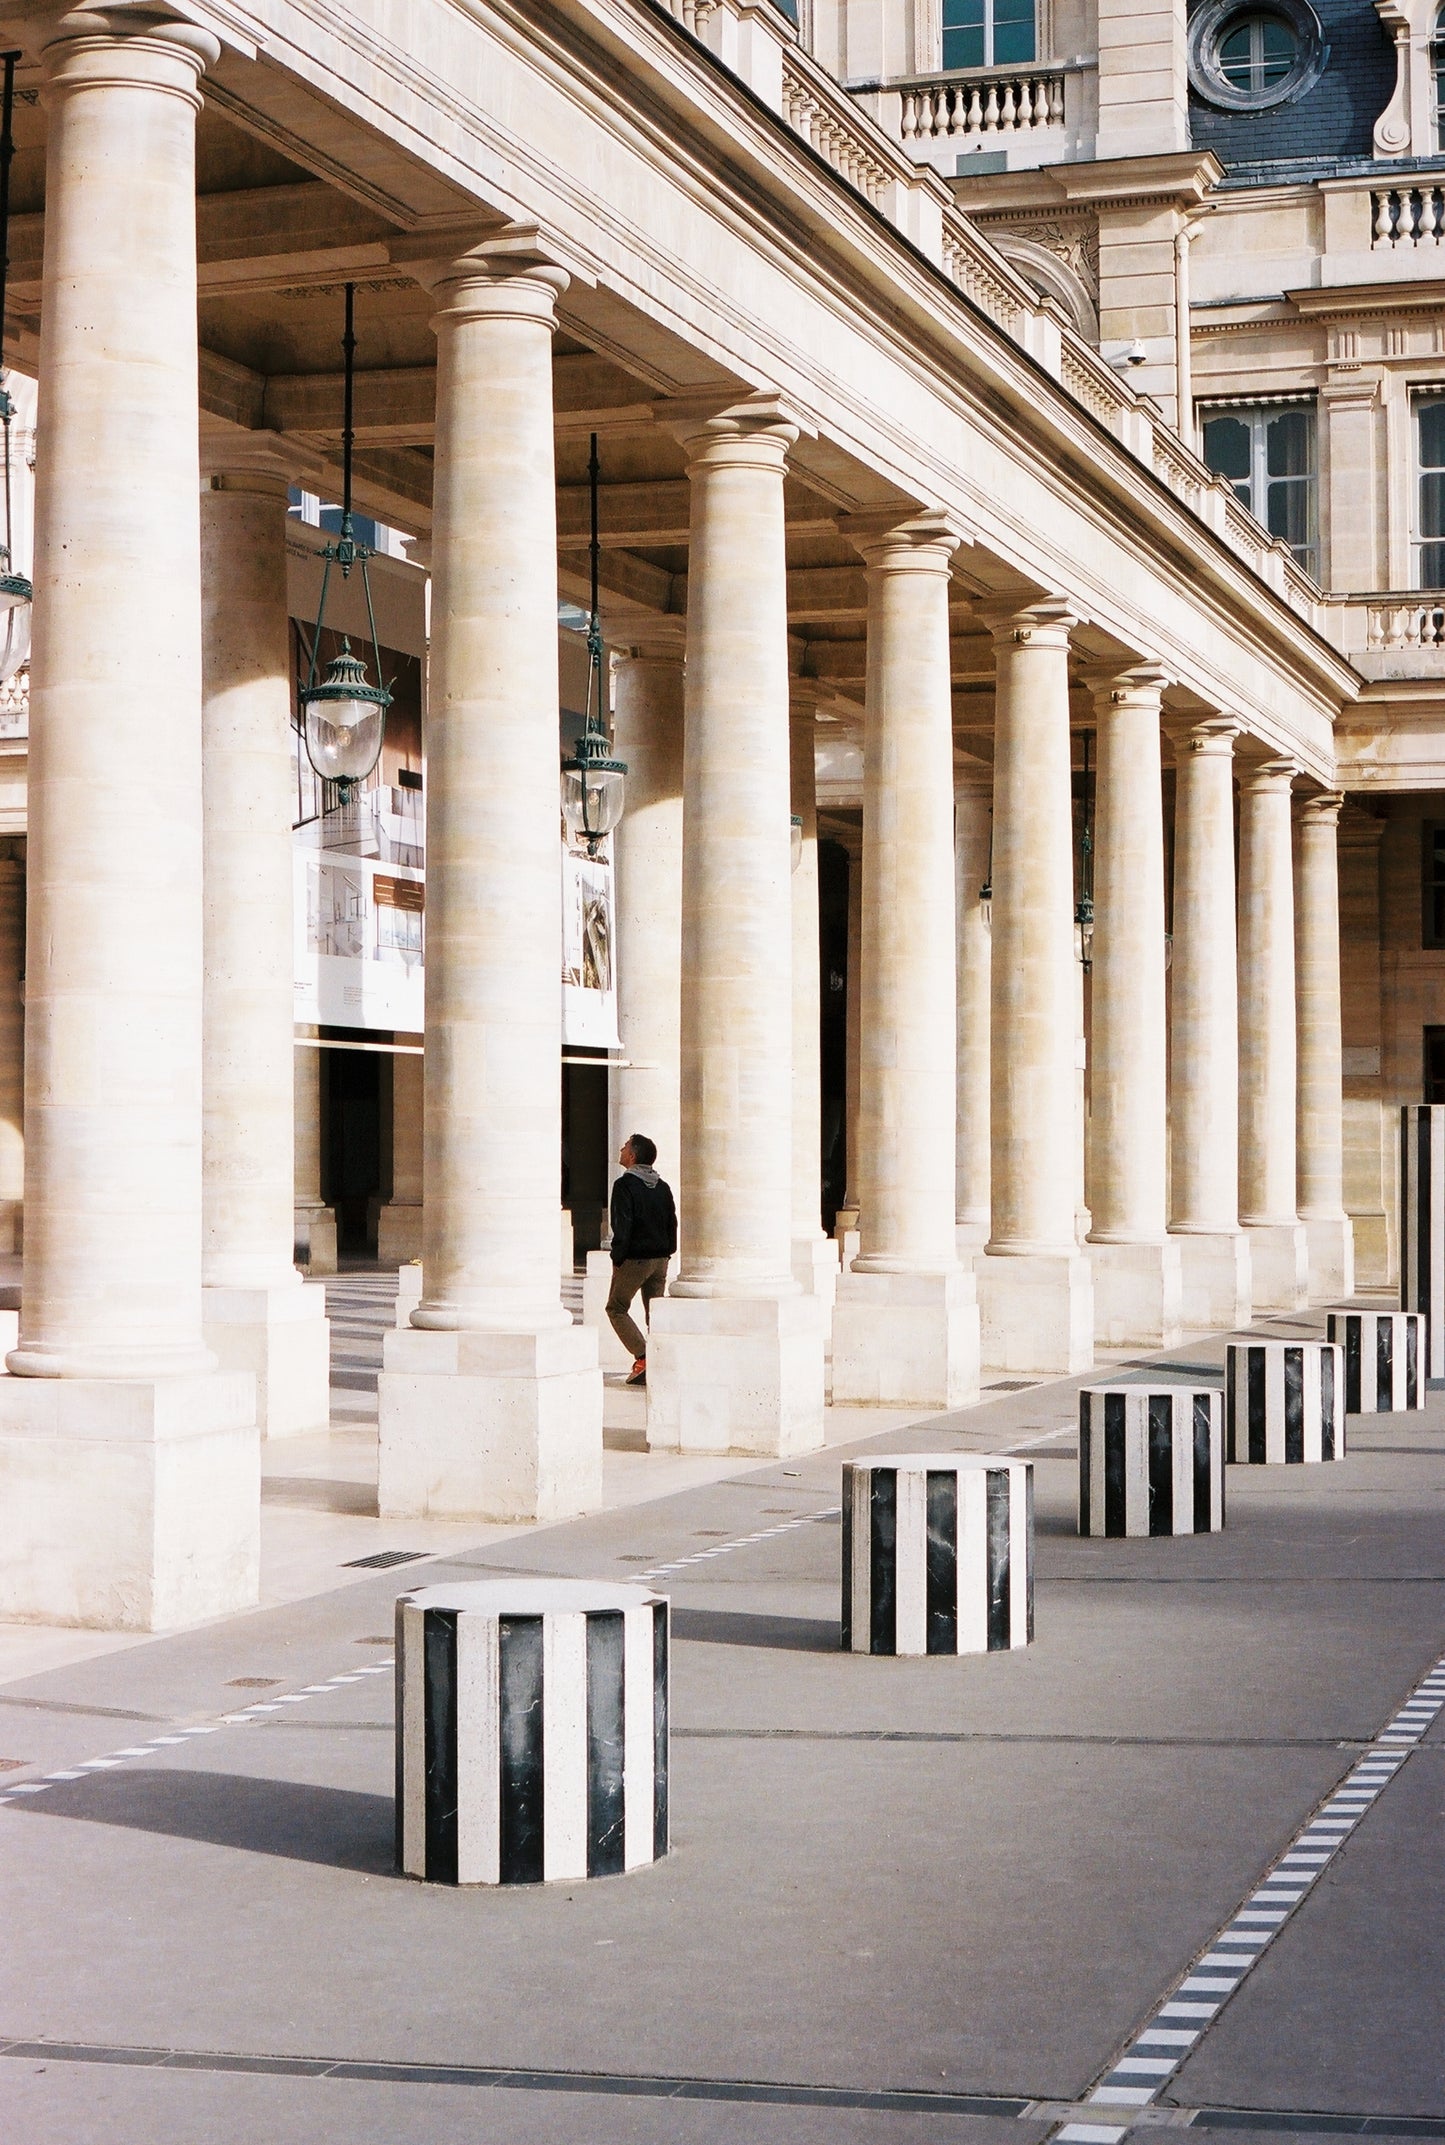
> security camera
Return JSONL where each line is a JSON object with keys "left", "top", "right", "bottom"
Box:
{"left": 1123, "top": 339, "right": 1148, "bottom": 367}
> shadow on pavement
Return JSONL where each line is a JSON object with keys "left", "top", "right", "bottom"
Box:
{"left": 12, "top": 1769, "right": 397, "bottom": 1874}
{"left": 672, "top": 1608, "right": 840, "bottom": 1652}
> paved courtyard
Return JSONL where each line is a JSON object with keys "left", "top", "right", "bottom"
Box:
{"left": 0, "top": 1285, "right": 1441, "bottom": 2143}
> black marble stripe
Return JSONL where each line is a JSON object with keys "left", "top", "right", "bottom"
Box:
{"left": 1408, "top": 1313, "right": 1420, "bottom": 1408}
{"left": 1103, "top": 1392, "right": 1126, "bottom": 1537}
{"left": 985, "top": 1469, "right": 1010, "bottom": 1652}
{"left": 652, "top": 1602, "right": 669, "bottom": 1862}
{"left": 1344, "top": 1317, "right": 1362, "bottom": 1417}
{"left": 1376, "top": 1318, "right": 1393, "bottom": 1415}
{"left": 1247, "top": 1347, "right": 1266, "bottom": 1465}
{"left": 498, "top": 1615, "right": 545, "bottom": 1886}
{"left": 1321, "top": 1346, "right": 1338, "bottom": 1462}
{"left": 1284, "top": 1347, "right": 1304, "bottom": 1464}
{"left": 1147, "top": 1393, "right": 1173, "bottom": 1538}
{"left": 1193, "top": 1394, "right": 1214, "bottom": 1533}
{"left": 1024, "top": 1466, "right": 1035, "bottom": 1643}
{"left": 869, "top": 1470, "right": 897, "bottom": 1657}
{"left": 1078, "top": 1397, "right": 1092, "bottom": 1536}
{"left": 586, "top": 1611, "right": 626, "bottom": 1880}
{"left": 840, "top": 1474, "right": 853, "bottom": 1651}
{"left": 925, "top": 1471, "right": 957, "bottom": 1656}
{"left": 423, "top": 1608, "right": 459, "bottom": 1887}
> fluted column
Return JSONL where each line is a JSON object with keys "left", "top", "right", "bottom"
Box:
{"left": 1084, "top": 665, "right": 1181, "bottom": 1346}
{"left": 377, "top": 1047, "right": 424, "bottom": 1263}
{"left": 832, "top": 514, "right": 977, "bottom": 1407}
{"left": 378, "top": 236, "right": 601, "bottom": 1521}
{"left": 0, "top": 18, "right": 258, "bottom": 1630}
{"left": 1238, "top": 756, "right": 1308, "bottom": 1309}
{"left": 1168, "top": 718, "right": 1250, "bottom": 1328}
{"left": 0, "top": 847, "right": 23, "bottom": 1256}
{"left": 976, "top": 600, "right": 1093, "bottom": 1373}
{"left": 646, "top": 395, "right": 824, "bottom": 1457}
{"left": 583, "top": 636, "right": 684, "bottom": 1371}
{"left": 790, "top": 688, "right": 837, "bottom": 1310}
{"left": 1295, "top": 790, "right": 1354, "bottom": 1297}
{"left": 200, "top": 445, "right": 330, "bottom": 1435}
{"left": 954, "top": 760, "right": 991, "bottom": 1254}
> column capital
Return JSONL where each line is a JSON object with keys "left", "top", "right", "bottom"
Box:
{"left": 658, "top": 390, "right": 805, "bottom": 471}
{"left": 1173, "top": 713, "right": 1242, "bottom": 758}
{"left": 1294, "top": 788, "right": 1345, "bottom": 826}
{"left": 1081, "top": 660, "right": 1170, "bottom": 714}
{"left": 611, "top": 621, "right": 687, "bottom": 664}
{"left": 38, "top": 14, "right": 221, "bottom": 97}
{"left": 200, "top": 428, "right": 325, "bottom": 498}
{"left": 838, "top": 507, "right": 964, "bottom": 571}
{"left": 1239, "top": 755, "right": 1301, "bottom": 794}
{"left": 977, "top": 596, "right": 1078, "bottom": 649}
{"left": 390, "top": 224, "right": 574, "bottom": 316}
{"left": 953, "top": 753, "right": 993, "bottom": 800}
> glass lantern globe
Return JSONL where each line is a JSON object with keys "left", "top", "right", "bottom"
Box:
{"left": 561, "top": 723, "right": 626, "bottom": 854}
{"left": 300, "top": 639, "right": 389, "bottom": 787}
{"left": 978, "top": 876, "right": 992, "bottom": 933}
{"left": 1075, "top": 899, "right": 1095, "bottom": 971}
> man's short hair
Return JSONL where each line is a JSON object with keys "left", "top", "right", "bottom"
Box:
{"left": 629, "top": 1133, "right": 657, "bottom": 1166}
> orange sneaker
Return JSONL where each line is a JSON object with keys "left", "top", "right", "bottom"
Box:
{"left": 626, "top": 1357, "right": 647, "bottom": 1387}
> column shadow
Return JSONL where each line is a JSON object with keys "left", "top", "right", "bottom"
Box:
{"left": 13, "top": 1769, "right": 397, "bottom": 1874}
{"left": 671, "top": 1607, "right": 840, "bottom": 1652}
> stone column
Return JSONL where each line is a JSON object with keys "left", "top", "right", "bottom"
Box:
{"left": 1168, "top": 719, "right": 1251, "bottom": 1328}
{"left": 293, "top": 1040, "right": 337, "bottom": 1275}
{"left": 832, "top": 513, "right": 977, "bottom": 1408}
{"left": 976, "top": 601, "right": 1093, "bottom": 1373}
{"left": 1237, "top": 756, "right": 1308, "bottom": 1310}
{"left": 377, "top": 1047, "right": 423, "bottom": 1263}
{"left": 646, "top": 395, "right": 824, "bottom": 1457}
{"left": 0, "top": 19, "right": 257, "bottom": 1630}
{"left": 790, "top": 687, "right": 838, "bottom": 1313}
{"left": 0, "top": 847, "right": 23, "bottom": 1255}
{"left": 200, "top": 444, "right": 330, "bottom": 1437}
{"left": 954, "top": 760, "right": 991, "bottom": 1257}
{"left": 834, "top": 829, "right": 862, "bottom": 1262}
{"left": 1084, "top": 665, "right": 1182, "bottom": 1346}
{"left": 1295, "top": 790, "right": 1354, "bottom": 1298}
{"left": 582, "top": 636, "right": 684, "bottom": 1371}
{"left": 378, "top": 235, "right": 601, "bottom": 1520}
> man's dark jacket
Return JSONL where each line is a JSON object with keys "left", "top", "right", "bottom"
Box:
{"left": 610, "top": 1170, "right": 678, "bottom": 1265}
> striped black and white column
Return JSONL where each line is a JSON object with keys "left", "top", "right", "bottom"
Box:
{"left": 842, "top": 1454, "right": 1033, "bottom": 1656}
{"left": 1400, "top": 1104, "right": 1445, "bottom": 1380}
{"left": 395, "top": 1580, "right": 668, "bottom": 1886}
{"left": 1225, "top": 1341, "right": 1346, "bottom": 1464}
{"left": 1078, "top": 1385, "right": 1225, "bottom": 1537}
{"left": 1326, "top": 1310, "right": 1427, "bottom": 1415}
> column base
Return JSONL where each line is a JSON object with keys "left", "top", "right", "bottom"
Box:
{"left": 792, "top": 1235, "right": 839, "bottom": 1318}
{"left": 394, "top": 1261, "right": 423, "bottom": 1329}
{"left": 1244, "top": 1222, "right": 1309, "bottom": 1313}
{"left": 203, "top": 1281, "right": 330, "bottom": 1440}
{"left": 377, "top": 1201, "right": 423, "bottom": 1264}
{"left": 377, "top": 1323, "right": 602, "bottom": 1523}
{"left": 1170, "top": 1230, "right": 1252, "bottom": 1332}
{"left": 977, "top": 1251, "right": 1095, "bottom": 1375}
{"left": 1304, "top": 1214, "right": 1355, "bottom": 1302}
{"left": 833, "top": 1210, "right": 859, "bottom": 1274}
{"left": 1088, "top": 1239, "right": 1183, "bottom": 1350}
{"left": 0, "top": 1369, "right": 258, "bottom": 1630}
{"left": 646, "top": 1294, "right": 825, "bottom": 1458}
{"left": 294, "top": 1202, "right": 337, "bottom": 1277}
{"left": 831, "top": 1267, "right": 980, "bottom": 1409}
{"left": 955, "top": 1220, "right": 988, "bottom": 1267}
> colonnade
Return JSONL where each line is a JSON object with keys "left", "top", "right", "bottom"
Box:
{"left": 0, "top": 15, "right": 1352, "bottom": 1632}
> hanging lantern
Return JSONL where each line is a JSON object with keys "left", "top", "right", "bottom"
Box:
{"left": 298, "top": 283, "right": 391, "bottom": 800}
{"left": 0, "top": 59, "right": 31, "bottom": 688}
{"left": 560, "top": 433, "right": 626, "bottom": 856}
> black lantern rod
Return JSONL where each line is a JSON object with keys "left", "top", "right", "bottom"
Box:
{"left": 341, "top": 280, "right": 355, "bottom": 533}
{"left": 0, "top": 50, "right": 28, "bottom": 603}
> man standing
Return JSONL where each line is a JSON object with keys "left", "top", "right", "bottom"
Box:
{"left": 606, "top": 1133, "right": 677, "bottom": 1387}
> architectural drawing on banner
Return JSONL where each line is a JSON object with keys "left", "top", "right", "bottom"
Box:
{"left": 563, "top": 844, "right": 619, "bottom": 1051}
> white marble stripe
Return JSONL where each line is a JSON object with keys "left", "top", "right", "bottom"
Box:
{"left": 958, "top": 1468, "right": 988, "bottom": 1654}
{"left": 542, "top": 1611, "right": 588, "bottom": 1885}
{"left": 454, "top": 1608, "right": 499, "bottom": 1887}
{"left": 622, "top": 1603, "right": 655, "bottom": 1873}
{"left": 895, "top": 1468, "right": 928, "bottom": 1657}
{"left": 398, "top": 1601, "right": 427, "bottom": 1880}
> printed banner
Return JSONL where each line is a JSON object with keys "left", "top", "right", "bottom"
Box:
{"left": 562, "top": 846, "right": 620, "bottom": 1050}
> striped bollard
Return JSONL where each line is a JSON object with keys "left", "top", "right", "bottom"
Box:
{"left": 395, "top": 1580, "right": 668, "bottom": 1885}
{"left": 1400, "top": 1105, "right": 1445, "bottom": 1380}
{"left": 1078, "top": 1386, "right": 1225, "bottom": 1537}
{"left": 842, "top": 1454, "right": 1033, "bottom": 1656}
{"left": 1325, "top": 1310, "right": 1427, "bottom": 1415}
{"left": 1225, "top": 1341, "right": 1346, "bottom": 1464}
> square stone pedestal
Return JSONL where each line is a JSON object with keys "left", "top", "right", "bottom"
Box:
{"left": 203, "top": 1280, "right": 330, "bottom": 1439}
{"left": 1170, "top": 1230, "right": 1252, "bottom": 1333}
{"left": 831, "top": 1267, "right": 980, "bottom": 1408}
{"left": 378, "top": 1323, "right": 602, "bottom": 1523}
{"left": 377, "top": 1200, "right": 422, "bottom": 1264}
{"left": 0, "top": 1368, "right": 259, "bottom": 1630}
{"left": 1304, "top": 1215, "right": 1355, "bottom": 1302}
{"left": 977, "top": 1251, "right": 1095, "bottom": 1375}
{"left": 1088, "top": 1239, "right": 1183, "bottom": 1350}
{"left": 646, "top": 1294, "right": 825, "bottom": 1457}
{"left": 792, "top": 1235, "right": 839, "bottom": 1318}
{"left": 294, "top": 1200, "right": 337, "bottom": 1276}
{"left": 1245, "top": 1223, "right": 1309, "bottom": 1312}
{"left": 395, "top": 1262, "right": 423, "bottom": 1328}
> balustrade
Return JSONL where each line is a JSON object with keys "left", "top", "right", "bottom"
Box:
{"left": 1372, "top": 186, "right": 1445, "bottom": 249}
{"left": 900, "top": 69, "right": 1065, "bottom": 144}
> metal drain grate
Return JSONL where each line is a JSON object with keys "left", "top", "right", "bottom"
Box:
{"left": 985, "top": 1379, "right": 1035, "bottom": 1392}
{"left": 342, "top": 1550, "right": 430, "bottom": 1571}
